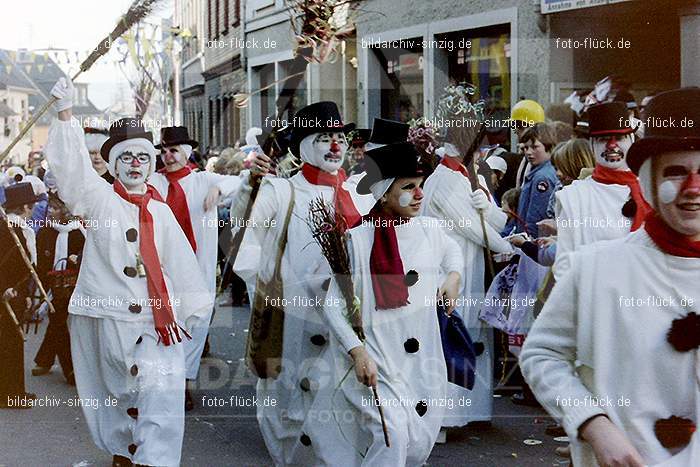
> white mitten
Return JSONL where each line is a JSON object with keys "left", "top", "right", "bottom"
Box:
{"left": 51, "top": 78, "right": 74, "bottom": 112}
{"left": 470, "top": 189, "right": 490, "bottom": 211}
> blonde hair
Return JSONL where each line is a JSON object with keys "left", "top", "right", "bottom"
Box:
{"left": 551, "top": 138, "right": 595, "bottom": 181}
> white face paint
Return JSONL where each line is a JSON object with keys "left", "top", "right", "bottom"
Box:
{"left": 658, "top": 180, "right": 680, "bottom": 204}
{"left": 398, "top": 191, "right": 413, "bottom": 207}
{"left": 300, "top": 132, "right": 348, "bottom": 173}
{"left": 591, "top": 134, "right": 633, "bottom": 170}
{"left": 116, "top": 146, "right": 151, "bottom": 189}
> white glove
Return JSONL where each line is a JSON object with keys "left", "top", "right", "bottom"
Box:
{"left": 51, "top": 78, "right": 74, "bottom": 112}
{"left": 470, "top": 189, "right": 491, "bottom": 211}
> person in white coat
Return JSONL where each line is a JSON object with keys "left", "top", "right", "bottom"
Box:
{"left": 230, "top": 101, "right": 375, "bottom": 466}
{"left": 553, "top": 102, "right": 652, "bottom": 279}
{"left": 148, "top": 126, "right": 241, "bottom": 408}
{"left": 309, "top": 142, "right": 463, "bottom": 466}
{"left": 421, "top": 143, "right": 513, "bottom": 426}
{"left": 45, "top": 79, "right": 213, "bottom": 467}
{"left": 520, "top": 88, "right": 700, "bottom": 467}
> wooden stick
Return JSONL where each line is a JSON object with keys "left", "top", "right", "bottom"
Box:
{"left": 471, "top": 157, "right": 496, "bottom": 279}
{"left": 0, "top": 206, "right": 56, "bottom": 316}
{"left": 372, "top": 386, "right": 390, "bottom": 447}
{"left": 2, "top": 298, "right": 26, "bottom": 341}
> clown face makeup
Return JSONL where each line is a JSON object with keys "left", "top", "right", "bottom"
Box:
{"left": 653, "top": 151, "right": 700, "bottom": 239}
{"left": 299, "top": 132, "right": 348, "bottom": 173}
{"left": 381, "top": 176, "right": 425, "bottom": 219}
{"left": 116, "top": 147, "right": 151, "bottom": 189}
{"left": 162, "top": 144, "right": 192, "bottom": 172}
{"left": 591, "top": 134, "right": 634, "bottom": 170}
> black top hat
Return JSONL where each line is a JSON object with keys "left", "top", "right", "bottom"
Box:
{"left": 368, "top": 118, "right": 409, "bottom": 145}
{"left": 290, "top": 101, "right": 355, "bottom": 156}
{"left": 100, "top": 118, "right": 154, "bottom": 161}
{"left": 351, "top": 129, "right": 371, "bottom": 146}
{"left": 2, "top": 182, "right": 39, "bottom": 209}
{"left": 155, "top": 126, "right": 199, "bottom": 150}
{"left": 628, "top": 88, "right": 700, "bottom": 174}
{"left": 84, "top": 126, "right": 109, "bottom": 136}
{"left": 356, "top": 142, "right": 424, "bottom": 194}
{"left": 587, "top": 102, "right": 635, "bottom": 137}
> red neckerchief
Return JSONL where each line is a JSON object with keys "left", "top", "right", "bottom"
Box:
{"left": 362, "top": 207, "right": 410, "bottom": 310}
{"left": 302, "top": 164, "right": 362, "bottom": 230}
{"left": 113, "top": 180, "right": 191, "bottom": 346}
{"left": 441, "top": 155, "right": 470, "bottom": 178}
{"left": 160, "top": 166, "right": 197, "bottom": 252}
{"left": 441, "top": 156, "right": 491, "bottom": 200}
{"left": 644, "top": 211, "right": 700, "bottom": 258}
{"left": 592, "top": 165, "right": 652, "bottom": 231}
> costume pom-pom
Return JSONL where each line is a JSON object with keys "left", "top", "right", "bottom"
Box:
{"left": 654, "top": 416, "right": 696, "bottom": 449}
{"left": 667, "top": 312, "right": 700, "bottom": 352}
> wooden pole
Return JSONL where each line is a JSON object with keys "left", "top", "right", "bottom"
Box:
{"left": 372, "top": 386, "right": 390, "bottom": 447}
{"left": 2, "top": 298, "right": 26, "bottom": 340}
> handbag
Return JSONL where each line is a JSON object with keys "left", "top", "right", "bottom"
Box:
{"left": 437, "top": 305, "right": 477, "bottom": 390}
{"left": 245, "top": 180, "right": 295, "bottom": 379}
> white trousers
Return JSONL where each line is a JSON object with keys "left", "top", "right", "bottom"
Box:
{"left": 183, "top": 306, "right": 214, "bottom": 380}
{"left": 69, "top": 314, "right": 186, "bottom": 467}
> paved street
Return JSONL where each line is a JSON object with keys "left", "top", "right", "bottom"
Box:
{"left": 1, "top": 301, "right": 567, "bottom": 466}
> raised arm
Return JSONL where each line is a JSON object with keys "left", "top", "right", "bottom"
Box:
{"left": 43, "top": 79, "right": 109, "bottom": 219}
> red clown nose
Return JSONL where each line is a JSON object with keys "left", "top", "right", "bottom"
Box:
{"left": 681, "top": 172, "right": 700, "bottom": 195}
{"left": 330, "top": 140, "right": 340, "bottom": 153}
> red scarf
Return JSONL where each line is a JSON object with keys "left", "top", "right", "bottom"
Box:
{"left": 363, "top": 207, "right": 410, "bottom": 310}
{"left": 160, "top": 166, "right": 197, "bottom": 252}
{"left": 441, "top": 156, "right": 491, "bottom": 200}
{"left": 644, "top": 211, "right": 700, "bottom": 258}
{"left": 114, "top": 180, "right": 191, "bottom": 346}
{"left": 302, "top": 164, "right": 362, "bottom": 230}
{"left": 592, "top": 165, "right": 652, "bottom": 231}
{"left": 441, "top": 156, "right": 470, "bottom": 178}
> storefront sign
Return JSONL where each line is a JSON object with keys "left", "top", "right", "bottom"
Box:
{"left": 541, "top": 0, "right": 630, "bottom": 14}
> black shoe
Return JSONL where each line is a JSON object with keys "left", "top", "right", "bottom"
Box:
{"left": 545, "top": 423, "right": 566, "bottom": 437}
{"left": 511, "top": 391, "right": 541, "bottom": 408}
{"left": 185, "top": 387, "right": 194, "bottom": 412}
{"left": 112, "top": 455, "right": 133, "bottom": 467}
{"left": 31, "top": 365, "right": 52, "bottom": 376}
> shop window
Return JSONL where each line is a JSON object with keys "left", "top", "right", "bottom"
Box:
{"left": 434, "top": 24, "right": 511, "bottom": 113}
{"left": 371, "top": 39, "right": 423, "bottom": 122}
{"left": 278, "top": 58, "right": 307, "bottom": 123}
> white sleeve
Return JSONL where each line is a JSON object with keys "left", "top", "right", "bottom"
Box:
{"left": 519, "top": 263, "right": 606, "bottom": 438}
{"left": 439, "top": 228, "right": 464, "bottom": 276}
{"left": 203, "top": 171, "right": 242, "bottom": 197}
{"left": 230, "top": 177, "right": 279, "bottom": 284}
{"left": 430, "top": 182, "right": 512, "bottom": 254}
{"left": 159, "top": 206, "right": 214, "bottom": 328}
{"left": 44, "top": 117, "right": 111, "bottom": 219}
{"left": 323, "top": 274, "right": 363, "bottom": 353}
{"left": 553, "top": 194, "right": 575, "bottom": 280}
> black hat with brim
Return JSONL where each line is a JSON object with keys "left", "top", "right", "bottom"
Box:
{"left": 290, "top": 101, "right": 355, "bottom": 156}
{"left": 628, "top": 88, "right": 700, "bottom": 174}
{"left": 368, "top": 118, "right": 409, "bottom": 145}
{"left": 155, "top": 126, "right": 199, "bottom": 150}
{"left": 351, "top": 129, "right": 372, "bottom": 146}
{"left": 100, "top": 118, "right": 154, "bottom": 162}
{"left": 356, "top": 142, "right": 424, "bottom": 194}
{"left": 3, "top": 182, "right": 39, "bottom": 209}
{"left": 587, "top": 102, "right": 636, "bottom": 137}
